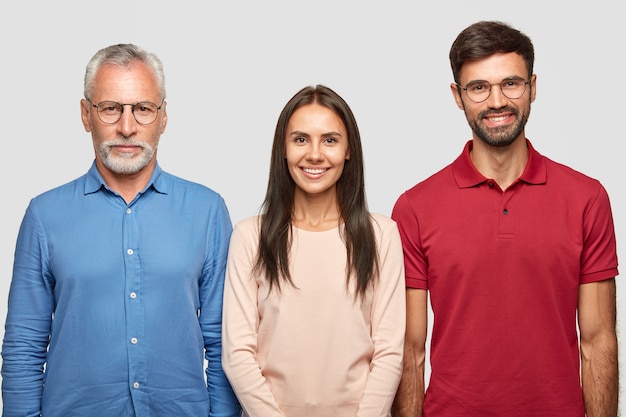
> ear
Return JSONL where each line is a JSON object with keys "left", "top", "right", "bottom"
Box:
{"left": 159, "top": 100, "right": 168, "bottom": 134}
{"left": 80, "top": 99, "right": 92, "bottom": 132}
{"left": 450, "top": 83, "right": 465, "bottom": 110}
{"left": 529, "top": 74, "right": 537, "bottom": 103}
{"left": 345, "top": 149, "right": 350, "bottom": 160}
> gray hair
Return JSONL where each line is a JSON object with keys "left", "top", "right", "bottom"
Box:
{"left": 83, "top": 43, "right": 166, "bottom": 100}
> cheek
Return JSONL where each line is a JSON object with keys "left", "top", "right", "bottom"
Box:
{"left": 284, "top": 152, "right": 298, "bottom": 172}
{"left": 284, "top": 144, "right": 302, "bottom": 163}
{"left": 461, "top": 103, "right": 482, "bottom": 120}
{"left": 88, "top": 124, "right": 107, "bottom": 142}
{"left": 332, "top": 146, "right": 350, "bottom": 162}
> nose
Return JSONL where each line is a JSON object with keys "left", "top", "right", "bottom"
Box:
{"left": 306, "top": 142, "right": 323, "bottom": 161}
{"left": 486, "top": 85, "right": 508, "bottom": 109}
{"left": 118, "top": 105, "right": 138, "bottom": 137}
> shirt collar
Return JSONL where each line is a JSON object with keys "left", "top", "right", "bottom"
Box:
{"left": 452, "top": 138, "right": 547, "bottom": 189}
{"left": 84, "top": 161, "right": 168, "bottom": 195}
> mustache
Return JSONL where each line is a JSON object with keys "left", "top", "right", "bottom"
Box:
{"left": 479, "top": 107, "right": 518, "bottom": 118}
{"left": 102, "top": 139, "right": 148, "bottom": 149}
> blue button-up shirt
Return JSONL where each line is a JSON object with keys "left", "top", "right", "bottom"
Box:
{"left": 2, "top": 162, "right": 241, "bottom": 417}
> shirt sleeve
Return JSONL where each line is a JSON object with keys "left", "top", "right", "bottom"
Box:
{"left": 221, "top": 219, "right": 286, "bottom": 416}
{"left": 2, "top": 203, "right": 53, "bottom": 417}
{"left": 200, "top": 197, "right": 241, "bottom": 417}
{"left": 356, "top": 216, "right": 406, "bottom": 417}
{"left": 580, "top": 182, "right": 619, "bottom": 283}
{"left": 391, "top": 193, "right": 429, "bottom": 289}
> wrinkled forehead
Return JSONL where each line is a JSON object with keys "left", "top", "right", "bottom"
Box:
{"left": 90, "top": 62, "right": 162, "bottom": 103}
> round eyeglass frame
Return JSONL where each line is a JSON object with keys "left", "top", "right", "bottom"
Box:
{"left": 456, "top": 77, "right": 531, "bottom": 103}
{"left": 86, "top": 98, "right": 164, "bottom": 125}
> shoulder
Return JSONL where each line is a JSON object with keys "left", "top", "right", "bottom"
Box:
{"left": 369, "top": 212, "right": 396, "bottom": 229}
{"left": 399, "top": 162, "right": 455, "bottom": 202}
{"left": 539, "top": 155, "right": 609, "bottom": 203}
{"left": 233, "top": 215, "right": 262, "bottom": 232}
{"left": 368, "top": 214, "right": 404, "bottom": 260}
{"left": 158, "top": 171, "right": 231, "bottom": 216}
{"left": 151, "top": 170, "right": 233, "bottom": 228}
{"left": 542, "top": 156, "right": 601, "bottom": 185}
{"left": 162, "top": 171, "right": 224, "bottom": 199}
{"left": 232, "top": 215, "right": 262, "bottom": 240}
{"left": 229, "top": 215, "right": 262, "bottom": 249}
{"left": 369, "top": 213, "right": 401, "bottom": 238}
{"left": 527, "top": 142, "right": 602, "bottom": 189}
{"left": 28, "top": 174, "right": 88, "bottom": 208}
{"left": 391, "top": 162, "right": 454, "bottom": 218}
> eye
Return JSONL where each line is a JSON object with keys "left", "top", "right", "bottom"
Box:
{"left": 134, "top": 103, "right": 158, "bottom": 114}
{"left": 502, "top": 78, "right": 524, "bottom": 89}
{"left": 99, "top": 102, "right": 121, "bottom": 114}
{"left": 467, "top": 82, "right": 489, "bottom": 93}
{"left": 324, "top": 137, "right": 338, "bottom": 144}
{"left": 294, "top": 136, "right": 307, "bottom": 143}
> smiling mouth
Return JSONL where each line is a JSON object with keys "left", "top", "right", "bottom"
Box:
{"left": 303, "top": 168, "right": 328, "bottom": 175}
{"left": 486, "top": 115, "right": 509, "bottom": 122}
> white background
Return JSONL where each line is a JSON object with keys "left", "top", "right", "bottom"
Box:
{"left": 1, "top": 0, "right": 623, "bottom": 411}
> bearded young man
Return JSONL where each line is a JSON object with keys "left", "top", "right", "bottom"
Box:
{"left": 391, "top": 21, "right": 619, "bottom": 417}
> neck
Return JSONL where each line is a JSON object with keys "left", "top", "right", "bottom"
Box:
{"left": 292, "top": 190, "right": 341, "bottom": 231}
{"left": 470, "top": 137, "right": 528, "bottom": 190}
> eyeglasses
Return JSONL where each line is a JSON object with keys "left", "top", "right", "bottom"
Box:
{"left": 86, "top": 98, "right": 164, "bottom": 125}
{"left": 457, "top": 77, "right": 531, "bottom": 103}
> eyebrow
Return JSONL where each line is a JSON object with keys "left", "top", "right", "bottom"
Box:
{"left": 288, "top": 130, "right": 343, "bottom": 137}
{"left": 466, "top": 75, "right": 527, "bottom": 84}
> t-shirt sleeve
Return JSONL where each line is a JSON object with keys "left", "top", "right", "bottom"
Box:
{"left": 580, "top": 182, "right": 619, "bottom": 283}
{"left": 391, "top": 192, "right": 429, "bottom": 290}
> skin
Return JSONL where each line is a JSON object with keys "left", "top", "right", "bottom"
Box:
{"left": 80, "top": 61, "right": 167, "bottom": 203}
{"left": 391, "top": 289, "right": 427, "bottom": 417}
{"left": 394, "top": 52, "right": 618, "bottom": 416}
{"left": 578, "top": 278, "right": 618, "bottom": 417}
{"left": 285, "top": 103, "right": 350, "bottom": 231}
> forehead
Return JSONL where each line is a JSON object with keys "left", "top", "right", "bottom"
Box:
{"left": 459, "top": 52, "right": 528, "bottom": 83}
{"left": 288, "top": 103, "right": 345, "bottom": 131}
{"left": 91, "top": 62, "right": 160, "bottom": 102}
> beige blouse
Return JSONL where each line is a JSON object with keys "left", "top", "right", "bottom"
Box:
{"left": 222, "top": 213, "right": 405, "bottom": 417}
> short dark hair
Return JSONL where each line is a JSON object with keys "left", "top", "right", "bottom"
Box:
{"left": 449, "top": 21, "right": 534, "bottom": 83}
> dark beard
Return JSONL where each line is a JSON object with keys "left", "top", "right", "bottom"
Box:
{"left": 469, "top": 106, "right": 530, "bottom": 148}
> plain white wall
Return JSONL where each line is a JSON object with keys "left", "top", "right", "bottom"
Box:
{"left": 1, "top": 0, "right": 623, "bottom": 411}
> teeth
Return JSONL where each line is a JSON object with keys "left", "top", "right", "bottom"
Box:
{"left": 304, "top": 168, "right": 326, "bottom": 174}
{"left": 488, "top": 116, "right": 507, "bottom": 122}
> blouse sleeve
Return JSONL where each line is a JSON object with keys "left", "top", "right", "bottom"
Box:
{"left": 356, "top": 215, "right": 406, "bottom": 417}
{"left": 222, "top": 218, "right": 286, "bottom": 417}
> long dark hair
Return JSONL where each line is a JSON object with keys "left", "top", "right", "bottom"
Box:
{"left": 254, "top": 85, "right": 378, "bottom": 300}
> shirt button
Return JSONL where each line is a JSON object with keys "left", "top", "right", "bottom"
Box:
{"left": 503, "top": 208, "right": 509, "bottom": 215}
{"left": 133, "top": 382, "right": 140, "bottom": 389}
{"left": 131, "top": 337, "right": 138, "bottom": 344}
{"left": 488, "top": 182, "right": 494, "bottom": 188}
{"left": 130, "top": 292, "right": 137, "bottom": 299}
{"left": 126, "top": 208, "right": 132, "bottom": 214}
{"left": 127, "top": 249, "right": 134, "bottom": 255}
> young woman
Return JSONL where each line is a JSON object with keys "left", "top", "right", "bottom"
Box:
{"left": 222, "top": 85, "right": 405, "bottom": 417}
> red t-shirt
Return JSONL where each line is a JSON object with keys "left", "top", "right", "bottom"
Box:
{"left": 392, "top": 139, "right": 618, "bottom": 416}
